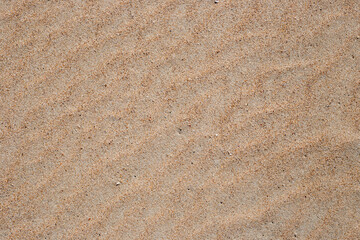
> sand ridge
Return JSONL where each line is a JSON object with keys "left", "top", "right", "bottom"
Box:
{"left": 1, "top": 0, "right": 360, "bottom": 239}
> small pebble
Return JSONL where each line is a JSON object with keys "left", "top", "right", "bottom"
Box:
{"left": 215, "top": 0, "right": 219, "bottom": 3}
{"left": 116, "top": 181, "right": 121, "bottom": 186}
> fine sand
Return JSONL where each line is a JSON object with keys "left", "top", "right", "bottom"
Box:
{"left": 1, "top": 0, "right": 360, "bottom": 239}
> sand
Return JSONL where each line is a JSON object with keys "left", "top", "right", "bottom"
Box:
{"left": 1, "top": 0, "right": 360, "bottom": 239}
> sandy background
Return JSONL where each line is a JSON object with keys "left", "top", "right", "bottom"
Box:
{"left": 1, "top": 0, "right": 360, "bottom": 239}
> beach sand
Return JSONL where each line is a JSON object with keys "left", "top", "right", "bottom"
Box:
{"left": 1, "top": 0, "right": 360, "bottom": 239}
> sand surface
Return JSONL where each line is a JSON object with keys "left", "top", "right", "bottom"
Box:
{"left": 1, "top": 0, "right": 360, "bottom": 239}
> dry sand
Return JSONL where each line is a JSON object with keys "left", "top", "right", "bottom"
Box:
{"left": 1, "top": 0, "right": 360, "bottom": 239}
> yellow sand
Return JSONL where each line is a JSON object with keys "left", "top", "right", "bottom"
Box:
{"left": 1, "top": 0, "right": 360, "bottom": 239}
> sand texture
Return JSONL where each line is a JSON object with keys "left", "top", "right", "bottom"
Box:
{"left": 1, "top": 0, "right": 360, "bottom": 239}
